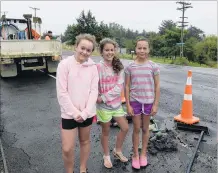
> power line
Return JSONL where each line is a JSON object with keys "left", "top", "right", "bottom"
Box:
{"left": 176, "top": 1, "right": 193, "bottom": 58}
{"left": 29, "top": 6, "right": 40, "bottom": 31}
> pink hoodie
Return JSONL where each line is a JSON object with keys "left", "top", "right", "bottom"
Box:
{"left": 56, "top": 55, "right": 99, "bottom": 121}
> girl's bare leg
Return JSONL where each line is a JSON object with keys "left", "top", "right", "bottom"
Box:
{"left": 61, "top": 128, "right": 77, "bottom": 173}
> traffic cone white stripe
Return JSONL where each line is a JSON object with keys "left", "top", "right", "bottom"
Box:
{"left": 186, "top": 77, "right": 192, "bottom": 85}
{"left": 184, "top": 94, "right": 192, "bottom": 101}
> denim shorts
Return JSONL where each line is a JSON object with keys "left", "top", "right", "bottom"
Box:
{"left": 130, "top": 101, "right": 153, "bottom": 115}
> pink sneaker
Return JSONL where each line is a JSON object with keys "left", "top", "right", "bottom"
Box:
{"left": 132, "top": 157, "right": 140, "bottom": 169}
{"left": 139, "top": 156, "right": 148, "bottom": 167}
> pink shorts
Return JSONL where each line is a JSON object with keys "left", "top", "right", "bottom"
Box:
{"left": 130, "top": 101, "right": 153, "bottom": 115}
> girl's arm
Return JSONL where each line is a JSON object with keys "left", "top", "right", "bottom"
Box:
{"left": 150, "top": 74, "right": 160, "bottom": 116}
{"left": 101, "top": 70, "right": 124, "bottom": 103}
{"left": 124, "top": 73, "right": 131, "bottom": 107}
{"left": 124, "top": 65, "right": 131, "bottom": 106}
{"left": 125, "top": 72, "right": 134, "bottom": 116}
{"left": 153, "top": 74, "right": 160, "bottom": 107}
{"left": 80, "top": 66, "right": 99, "bottom": 121}
{"left": 124, "top": 65, "right": 134, "bottom": 116}
{"left": 97, "top": 82, "right": 103, "bottom": 103}
{"left": 153, "top": 64, "right": 160, "bottom": 107}
{"left": 56, "top": 61, "right": 81, "bottom": 119}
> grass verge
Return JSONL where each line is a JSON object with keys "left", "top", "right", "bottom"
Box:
{"left": 120, "top": 54, "right": 217, "bottom": 69}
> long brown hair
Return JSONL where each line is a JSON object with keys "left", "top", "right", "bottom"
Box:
{"left": 99, "top": 38, "right": 124, "bottom": 74}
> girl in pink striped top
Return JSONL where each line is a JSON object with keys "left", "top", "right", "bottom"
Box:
{"left": 125, "top": 38, "right": 160, "bottom": 169}
{"left": 96, "top": 38, "right": 129, "bottom": 169}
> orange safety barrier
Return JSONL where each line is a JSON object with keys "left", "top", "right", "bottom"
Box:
{"left": 174, "top": 70, "right": 200, "bottom": 124}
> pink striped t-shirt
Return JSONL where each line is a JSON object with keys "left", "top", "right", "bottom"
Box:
{"left": 124, "top": 60, "right": 160, "bottom": 104}
{"left": 97, "top": 60, "right": 124, "bottom": 110}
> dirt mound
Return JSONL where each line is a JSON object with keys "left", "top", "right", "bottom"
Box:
{"left": 148, "top": 129, "right": 178, "bottom": 155}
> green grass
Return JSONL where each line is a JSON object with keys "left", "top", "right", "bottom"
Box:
{"left": 120, "top": 54, "right": 217, "bottom": 69}
{"left": 145, "top": 57, "right": 173, "bottom": 64}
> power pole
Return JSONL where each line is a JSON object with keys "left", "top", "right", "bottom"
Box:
{"left": 0, "top": 11, "right": 8, "bottom": 20}
{"left": 29, "top": 6, "right": 40, "bottom": 31}
{"left": 0, "top": 11, "right": 8, "bottom": 16}
{"left": 176, "top": 1, "right": 192, "bottom": 58}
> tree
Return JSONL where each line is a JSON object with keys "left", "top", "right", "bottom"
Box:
{"left": 62, "top": 11, "right": 217, "bottom": 66}
{"left": 124, "top": 39, "right": 135, "bottom": 53}
{"left": 150, "top": 34, "right": 165, "bottom": 56}
{"left": 62, "top": 24, "right": 77, "bottom": 44}
{"left": 194, "top": 35, "right": 217, "bottom": 63}
{"left": 75, "top": 10, "right": 98, "bottom": 34}
{"left": 184, "top": 37, "right": 198, "bottom": 61}
{"left": 144, "top": 32, "right": 160, "bottom": 55}
{"left": 159, "top": 20, "right": 177, "bottom": 35}
{"left": 63, "top": 10, "right": 111, "bottom": 44}
{"left": 185, "top": 25, "right": 204, "bottom": 41}
{"left": 159, "top": 27, "right": 181, "bottom": 57}
{"left": 93, "top": 21, "right": 112, "bottom": 43}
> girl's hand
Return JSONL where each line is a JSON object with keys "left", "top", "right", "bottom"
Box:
{"left": 97, "top": 96, "right": 103, "bottom": 103}
{"left": 127, "top": 105, "right": 134, "bottom": 116}
{"left": 75, "top": 115, "right": 84, "bottom": 123}
{"left": 150, "top": 105, "right": 158, "bottom": 116}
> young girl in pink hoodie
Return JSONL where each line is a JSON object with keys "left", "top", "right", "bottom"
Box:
{"left": 56, "top": 34, "right": 99, "bottom": 173}
{"left": 96, "top": 38, "right": 129, "bottom": 169}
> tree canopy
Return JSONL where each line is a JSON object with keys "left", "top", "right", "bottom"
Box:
{"left": 62, "top": 10, "right": 217, "bottom": 65}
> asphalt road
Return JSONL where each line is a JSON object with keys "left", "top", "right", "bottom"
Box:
{"left": 0, "top": 51, "right": 217, "bottom": 173}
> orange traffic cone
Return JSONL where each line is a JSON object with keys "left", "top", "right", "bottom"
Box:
{"left": 174, "top": 70, "right": 200, "bottom": 125}
{"left": 121, "top": 89, "right": 126, "bottom": 103}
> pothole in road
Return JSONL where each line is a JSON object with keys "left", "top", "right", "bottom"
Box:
{"left": 148, "top": 129, "right": 179, "bottom": 155}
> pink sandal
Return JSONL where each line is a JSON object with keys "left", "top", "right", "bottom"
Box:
{"left": 139, "top": 156, "right": 148, "bottom": 167}
{"left": 132, "top": 157, "right": 140, "bottom": 169}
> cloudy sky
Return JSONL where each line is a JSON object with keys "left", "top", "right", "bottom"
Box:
{"left": 1, "top": 1, "right": 217, "bottom": 36}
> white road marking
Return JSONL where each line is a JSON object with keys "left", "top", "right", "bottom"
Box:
{"left": 47, "top": 74, "right": 56, "bottom": 79}
{"left": 0, "top": 139, "right": 9, "bottom": 173}
{"left": 38, "top": 70, "right": 56, "bottom": 79}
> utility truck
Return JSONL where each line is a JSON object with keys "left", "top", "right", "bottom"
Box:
{"left": 0, "top": 13, "right": 62, "bottom": 78}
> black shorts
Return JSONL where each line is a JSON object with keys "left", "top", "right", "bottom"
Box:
{"left": 62, "top": 117, "right": 94, "bottom": 130}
